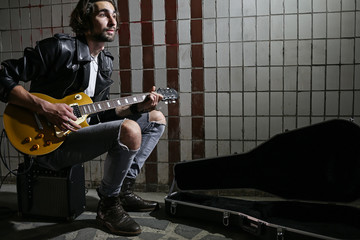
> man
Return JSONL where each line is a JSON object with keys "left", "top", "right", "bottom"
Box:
{"left": 0, "top": 0, "right": 166, "bottom": 236}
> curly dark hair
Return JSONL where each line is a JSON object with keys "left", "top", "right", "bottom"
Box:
{"left": 70, "top": 0, "right": 119, "bottom": 36}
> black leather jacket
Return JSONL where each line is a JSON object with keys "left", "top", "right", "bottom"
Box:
{"left": 0, "top": 33, "right": 116, "bottom": 123}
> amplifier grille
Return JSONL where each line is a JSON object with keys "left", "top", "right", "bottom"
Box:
{"left": 17, "top": 162, "right": 85, "bottom": 220}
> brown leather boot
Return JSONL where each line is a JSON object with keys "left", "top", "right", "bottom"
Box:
{"left": 119, "top": 177, "right": 158, "bottom": 212}
{"left": 96, "top": 189, "right": 141, "bottom": 236}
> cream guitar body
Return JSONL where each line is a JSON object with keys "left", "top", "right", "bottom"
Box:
{"left": 3, "top": 92, "right": 92, "bottom": 156}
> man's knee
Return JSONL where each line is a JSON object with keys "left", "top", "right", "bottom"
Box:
{"left": 120, "top": 119, "right": 141, "bottom": 150}
{"left": 149, "top": 110, "right": 166, "bottom": 125}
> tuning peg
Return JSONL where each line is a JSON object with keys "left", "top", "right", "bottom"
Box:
{"left": 165, "top": 101, "right": 169, "bottom": 104}
{"left": 172, "top": 100, "right": 176, "bottom": 103}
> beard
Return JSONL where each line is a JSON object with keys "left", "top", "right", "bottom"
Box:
{"left": 91, "top": 29, "right": 116, "bottom": 42}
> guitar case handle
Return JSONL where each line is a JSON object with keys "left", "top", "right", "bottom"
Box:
{"left": 240, "top": 215, "right": 263, "bottom": 236}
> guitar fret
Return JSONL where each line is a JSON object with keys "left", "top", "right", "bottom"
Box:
{"left": 78, "top": 90, "right": 177, "bottom": 117}
{"left": 81, "top": 106, "right": 87, "bottom": 114}
{"left": 81, "top": 95, "right": 142, "bottom": 115}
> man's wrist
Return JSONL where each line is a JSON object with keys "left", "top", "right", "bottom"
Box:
{"left": 130, "top": 104, "right": 140, "bottom": 114}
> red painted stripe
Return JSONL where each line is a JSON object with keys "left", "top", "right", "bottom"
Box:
{"left": 119, "top": 23, "right": 130, "bottom": 46}
{"left": 191, "top": 20, "right": 202, "bottom": 43}
{"left": 192, "top": 141, "right": 205, "bottom": 160}
{"left": 165, "top": 0, "right": 177, "bottom": 20}
{"left": 165, "top": 20, "right": 178, "bottom": 45}
{"left": 191, "top": 69, "right": 204, "bottom": 91}
{"left": 191, "top": 0, "right": 202, "bottom": 18}
{"left": 143, "top": 70, "right": 154, "bottom": 90}
{"left": 140, "top": 0, "right": 157, "bottom": 185}
{"left": 141, "top": 0, "right": 152, "bottom": 21}
{"left": 119, "top": 47, "right": 130, "bottom": 69}
{"left": 191, "top": 0, "right": 205, "bottom": 159}
{"left": 165, "top": 0, "right": 180, "bottom": 184}
{"left": 118, "top": 0, "right": 129, "bottom": 22}
{"left": 191, "top": 45, "right": 203, "bottom": 68}
{"left": 166, "top": 46, "right": 178, "bottom": 68}
{"left": 143, "top": 46, "right": 154, "bottom": 69}
{"left": 118, "top": 0, "right": 131, "bottom": 94}
{"left": 142, "top": 22, "right": 154, "bottom": 46}
{"left": 141, "top": 0, "right": 154, "bottom": 71}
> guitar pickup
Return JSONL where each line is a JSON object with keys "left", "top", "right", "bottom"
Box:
{"left": 71, "top": 104, "right": 82, "bottom": 118}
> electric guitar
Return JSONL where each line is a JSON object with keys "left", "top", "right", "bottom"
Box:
{"left": 3, "top": 88, "right": 178, "bottom": 156}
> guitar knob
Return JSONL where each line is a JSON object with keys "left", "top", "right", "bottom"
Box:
{"left": 37, "top": 133, "right": 44, "bottom": 139}
{"left": 32, "top": 144, "right": 40, "bottom": 150}
{"left": 24, "top": 137, "right": 32, "bottom": 143}
{"left": 75, "top": 94, "right": 82, "bottom": 100}
{"left": 46, "top": 140, "right": 52, "bottom": 146}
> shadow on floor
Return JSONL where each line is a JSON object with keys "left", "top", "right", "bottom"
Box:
{"left": 0, "top": 191, "right": 259, "bottom": 240}
{"left": 0, "top": 192, "right": 102, "bottom": 240}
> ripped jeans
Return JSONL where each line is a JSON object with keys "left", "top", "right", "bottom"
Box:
{"left": 36, "top": 112, "right": 165, "bottom": 197}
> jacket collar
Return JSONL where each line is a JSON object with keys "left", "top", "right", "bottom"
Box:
{"left": 75, "top": 36, "right": 114, "bottom": 64}
{"left": 76, "top": 36, "right": 92, "bottom": 62}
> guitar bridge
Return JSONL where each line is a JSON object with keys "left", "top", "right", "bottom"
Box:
{"left": 69, "top": 103, "right": 87, "bottom": 127}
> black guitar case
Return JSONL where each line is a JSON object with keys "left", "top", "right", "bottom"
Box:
{"left": 165, "top": 119, "right": 360, "bottom": 240}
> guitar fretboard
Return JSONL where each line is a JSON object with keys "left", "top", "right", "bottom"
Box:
{"left": 79, "top": 94, "right": 147, "bottom": 115}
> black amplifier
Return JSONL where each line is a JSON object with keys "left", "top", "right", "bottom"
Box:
{"left": 17, "top": 161, "right": 86, "bottom": 221}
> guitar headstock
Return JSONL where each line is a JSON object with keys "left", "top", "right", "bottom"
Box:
{"left": 157, "top": 88, "right": 179, "bottom": 104}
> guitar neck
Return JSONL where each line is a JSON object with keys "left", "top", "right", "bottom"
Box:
{"left": 79, "top": 93, "right": 147, "bottom": 115}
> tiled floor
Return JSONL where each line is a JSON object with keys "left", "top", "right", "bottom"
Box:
{"left": 2, "top": 183, "right": 360, "bottom": 240}
{"left": 0, "top": 184, "right": 259, "bottom": 240}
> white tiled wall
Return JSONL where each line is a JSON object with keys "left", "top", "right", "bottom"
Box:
{"left": 201, "top": 0, "right": 360, "bottom": 155}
